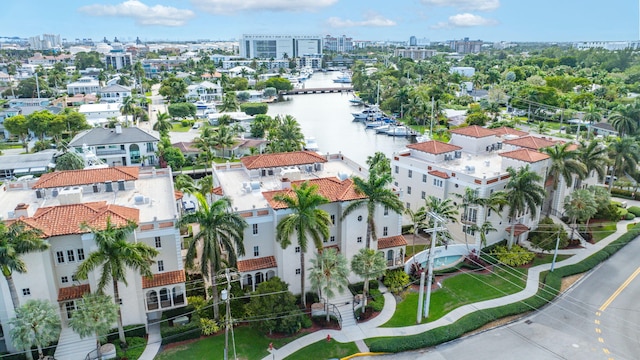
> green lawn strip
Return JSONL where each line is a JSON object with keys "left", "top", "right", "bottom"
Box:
{"left": 589, "top": 222, "right": 617, "bottom": 242}
{"left": 365, "top": 224, "right": 640, "bottom": 353}
{"left": 530, "top": 253, "right": 571, "bottom": 267}
{"left": 284, "top": 339, "right": 359, "bottom": 360}
{"left": 156, "top": 326, "right": 304, "bottom": 360}
{"left": 116, "top": 337, "right": 146, "bottom": 360}
{"left": 627, "top": 222, "right": 639, "bottom": 231}
{"left": 171, "top": 122, "right": 192, "bottom": 132}
{"left": 0, "top": 143, "right": 23, "bottom": 150}
{"left": 405, "top": 244, "right": 427, "bottom": 258}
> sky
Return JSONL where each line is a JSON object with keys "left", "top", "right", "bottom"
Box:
{"left": 3, "top": 0, "right": 640, "bottom": 43}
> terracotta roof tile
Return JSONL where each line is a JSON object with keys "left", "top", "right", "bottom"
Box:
{"left": 237, "top": 256, "right": 277, "bottom": 272}
{"left": 503, "top": 136, "right": 560, "bottom": 150}
{"left": 491, "top": 126, "right": 529, "bottom": 137}
{"left": 58, "top": 284, "right": 90, "bottom": 301}
{"left": 505, "top": 224, "right": 530, "bottom": 236}
{"left": 263, "top": 178, "right": 367, "bottom": 210}
{"left": 19, "top": 202, "right": 139, "bottom": 237}
{"left": 450, "top": 125, "right": 497, "bottom": 138}
{"left": 378, "top": 235, "right": 408, "bottom": 249}
{"left": 212, "top": 186, "right": 223, "bottom": 196}
{"left": 428, "top": 170, "right": 450, "bottom": 179}
{"left": 142, "top": 270, "right": 186, "bottom": 289}
{"left": 172, "top": 141, "right": 199, "bottom": 153}
{"left": 499, "top": 149, "right": 550, "bottom": 163}
{"left": 240, "top": 151, "right": 327, "bottom": 170}
{"left": 407, "top": 140, "right": 462, "bottom": 155}
{"left": 33, "top": 167, "right": 139, "bottom": 189}
{"left": 174, "top": 190, "right": 184, "bottom": 200}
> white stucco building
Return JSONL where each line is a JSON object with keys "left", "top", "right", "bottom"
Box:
{"left": 68, "top": 126, "right": 159, "bottom": 167}
{"left": 66, "top": 77, "right": 100, "bottom": 95}
{"left": 186, "top": 81, "right": 223, "bottom": 102}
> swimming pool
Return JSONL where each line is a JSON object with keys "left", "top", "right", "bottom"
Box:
{"left": 420, "top": 255, "right": 463, "bottom": 269}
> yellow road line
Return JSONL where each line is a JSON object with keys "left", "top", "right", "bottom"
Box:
{"left": 595, "top": 319, "right": 600, "bottom": 324}
{"left": 599, "top": 267, "right": 640, "bottom": 312}
{"left": 599, "top": 337, "right": 605, "bottom": 343}
{"left": 595, "top": 328, "right": 601, "bottom": 334}
{"left": 603, "top": 348, "right": 610, "bottom": 354}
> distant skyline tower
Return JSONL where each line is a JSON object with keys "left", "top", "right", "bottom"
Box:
{"left": 409, "top": 35, "right": 417, "bottom": 46}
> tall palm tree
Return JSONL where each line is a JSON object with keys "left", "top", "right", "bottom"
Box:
{"left": 541, "top": 143, "right": 587, "bottom": 215}
{"left": 609, "top": 102, "right": 640, "bottom": 137}
{"left": 350, "top": 248, "right": 386, "bottom": 308}
{"left": 219, "top": 92, "right": 239, "bottom": 112}
{"left": 564, "top": 189, "right": 597, "bottom": 241}
{"left": 404, "top": 206, "right": 427, "bottom": 252}
{"left": 75, "top": 217, "right": 159, "bottom": 346}
{"left": 0, "top": 222, "right": 47, "bottom": 311}
{"left": 309, "top": 248, "right": 349, "bottom": 322}
{"left": 341, "top": 154, "right": 404, "bottom": 249}
{"left": 180, "top": 193, "right": 247, "bottom": 319}
{"left": 174, "top": 174, "right": 197, "bottom": 194}
{"left": 213, "top": 124, "right": 236, "bottom": 159}
{"left": 193, "top": 127, "right": 216, "bottom": 172}
{"left": 576, "top": 140, "right": 608, "bottom": 188}
{"left": 455, "top": 187, "right": 480, "bottom": 247}
{"left": 120, "top": 96, "right": 136, "bottom": 126}
{"left": 504, "top": 166, "right": 546, "bottom": 248}
{"left": 153, "top": 112, "right": 172, "bottom": 135}
{"left": 423, "top": 195, "right": 459, "bottom": 245}
{"left": 268, "top": 115, "right": 305, "bottom": 153}
{"left": 10, "top": 300, "right": 60, "bottom": 360}
{"left": 582, "top": 103, "right": 601, "bottom": 139}
{"left": 607, "top": 137, "right": 640, "bottom": 192}
{"left": 274, "top": 182, "right": 331, "bottom": 308}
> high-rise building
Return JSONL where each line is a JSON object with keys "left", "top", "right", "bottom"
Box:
{"left": 28, "top": 33, "right": 61, "bottom": 50}
{"left": 409, "top": 36, "right": 417, "bottom": 46}
{"left": 449, "top": 37, "right": 483, "bottom": 54}
{"left": 240, "top": 34, "right": 323, "bottom": 59}
{"left": 324, "top": 35, "right": 354, "bottom": 53}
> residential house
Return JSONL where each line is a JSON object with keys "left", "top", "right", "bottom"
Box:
{"left": 186, "top": 81, "right": 223, "bottom": 102}
{"left": 210, "top": 151, "right": 406, "bottom": 294}
{"left": 68, "top": 126, "right": 159, "bottom": 167}
{"left": 77, "top": 103, "right": 121, "bottom": 127}
{"left": 98, "top": 84, "right": 132, "bottom": 103}
{"left": 67, "top": 77, "right": 100, "bottom": 96}
{"left": 0, "top": 166, "right": 186, "bottom": 355}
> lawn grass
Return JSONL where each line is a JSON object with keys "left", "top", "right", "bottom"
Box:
{"left": 589, "top": 222, "right": 617, "bottom": 242}
{"left": 284, "top": 339, "right": 359, "bottom": 360}
{"left": 530, "top": 253, "right": 571, "bottom": 267}
{"left": 171, "top": 122, "right": 192, "bottom": 132}
{"left": 155, "top": 326, "right": 305, "bottom": 360}
{"left": 628, "top": 222, "right": 639, "bottom": 231}
{"left": 405, "top": 244, "right": 427, "bottom": 258}
{"left": 115, "top": 337, "right": 146, "bottom": 360}
{"left": 0, "top": 143, "right": 23, "bottom": 150}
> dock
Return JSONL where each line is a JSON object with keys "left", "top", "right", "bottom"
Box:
{"left": 282, "top": 87, "right": 353, "bottom": 95}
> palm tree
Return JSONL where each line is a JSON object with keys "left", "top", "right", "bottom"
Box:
{"left": 541, "top": 143, "right": 587, "bottom": 215}
{"left": 477, "top": 221, "right": 497, "bottom": 248}
{"left": 153, "top": 112, "right": 172, "bottom": 134}
{"left": 309, "top": 248, "right": 349, "bottom": 322}
{"left": 576, "top": 140, "right": 608, "bottom": 188}
{"left": 75, "top": 217, "right": 159, "bottom": 346}
{"left": 174, "top": 174, "right": 197, "bottom": 194}
{"left": 274, "top": 182, "right": 331, "bottom": 308}
{"left": 455, "top": 187, "right": 480, "bottom": 248}
{"left": 193, "top": 127, "right": 216, "bottom": 172}
{"left": 120, "top": 96, "right": 136, "bottom": 126}
{"left": 564, "top": 189, "right": 597, "bottom": 241}
{"left": 607, "top": 137, "right": 640, "bottom": 192}
{"left": 504, "top": 166, "right": 546, "bottom": 248}
{"left": 268, "top": 115, "right": 305, "bottom": 153}
{"left": 341, "top": 154, "right": 404, "bottom": 249}
{"left": 0, "top": 222, "right": 47, "bottom": 311}
{"left": 404, "top": 206, "right": 427, "bottom": 253}
{"left": 582, "top": 103, "right": 601, "bottom": 139}
{"left": 180, "top": 193, "right": 246, "bottom": 319}
{"left": 10, "top": 300, "right": 60, "bottom": 360}
{"left": 68, "top": 293, "right": 119, "bottom": 359}
{"left": 219, "top": 92, "right": 239, "bottom": 112}
{"left": 609, "top": 102, "right": 640, "bottom": 137}
{"left": 423, "top": 195, "right": 459, "bottom": 245}
{"left": 350, "top": 248, "right": 386, "bottom": 308}
{"left": 213, "top": 125, "right": 236, "bottom": 159}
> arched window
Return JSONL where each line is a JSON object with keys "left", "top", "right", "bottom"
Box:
{"left": 266, "top": 270, "right": 275, "bottom": 281}
{"left": 255, "top": 272, "right": 264, "bottom": 286}
{"left": 243, "top": 274, "right": 253, "bottom": 289}
{"left": 147, "top": 291, "right": 159, "bottom": 311}
{"left": 172, "top": 286, "right": 184, "bottom": 305}
{"left": 387, "top": 250, "right": 394, "bottom": 265}
{"left": 129, "top": 144, "right": 141, "bottom": 164}
{"left": 159, "top": 288, "right": 171, "bottom": 308}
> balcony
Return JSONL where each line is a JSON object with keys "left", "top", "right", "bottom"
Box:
{"left": 96, "top": 149, "right": 126, "bottom": 156}
{"left": 460, "top": 215, "right": 477, "bottom": 225}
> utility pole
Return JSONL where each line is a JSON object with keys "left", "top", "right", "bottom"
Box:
{"left": 424, "top": 212, "right": 447, "bottom": 319}
{"left": 222, "top": 268, "right": 231, "bottom": 360}
{"left": 550, "top": 230, "right": 561, "bottom": 272}
{"left": 430, "top": 96, "right": 435, "bottom": 138}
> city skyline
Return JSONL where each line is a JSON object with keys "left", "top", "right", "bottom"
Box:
{"left": 3, "top": 0, "right": 640, "bottom": 43}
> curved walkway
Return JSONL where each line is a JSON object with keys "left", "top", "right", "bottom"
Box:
{"left": 262, "top": 217, "right": 636, "bottom": 360}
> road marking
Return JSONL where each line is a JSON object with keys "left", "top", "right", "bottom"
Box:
{"left": 603, "top": 348, "right": 610, "bottom": 354}
{"left": 595, "top": 311, "right": 601, "bottom": 317}
{"left": 599, "top": 337, "right": 605, "bottom": 343}
{"left": 599, "top": 267, "right": 640, "bottom": 312}
{"left": 595, "top": 328, "right": 601, "bottom": 334}
{"left": 595, "top": 319, "right": 600, "bottom": 324}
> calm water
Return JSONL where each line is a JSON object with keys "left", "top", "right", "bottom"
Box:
{"left": 267, "top": 72, "right": 410, "bottom": 167}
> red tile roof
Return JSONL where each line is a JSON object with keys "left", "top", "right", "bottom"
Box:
{"left": 172, "top": 141, "right": 199, "bottom": 153}
{"left": 142, "top": 270, "right": 186, "bottom": 289}
{"left": 428, "top": 170, "right": 450, "bottom": 179}
{"left": 263, "top": 178, "right": 367, "bottom": 210}
{"left": 240, "top": 151, "right": 327, "bottom": 169}
{"left": 58, "top": 284, "right": 90, "bottom": 301}
{"left": 212, "top": 186, "right": 223, "bottom": 196}
{"left": 505, "top": 224, "right": 530, "bottom": 236}
{"left": 499, "top": 149, "right": 550, "bottom": 163}
{"left": 18, "top": 201, "right": 139, "bottom": 237}
{"left": 450, "top": 125, "right": 497, "bottom": 138}
{"left": 33, "top": 167, "right": 139, "bottom": 189}
{"left": 237, "top": 256, "right": 277, "bottom": 272}
{"left": 407, "top": 140, "right": 462, "bottom": 155}
{"left": 378, "top": 235, "right": 408, "bottom": 249}
{"left": 503, "top": 136, "right": 559, "bottom": 150}
{"left": 491, "top": 126, "right": 529, "bottom": 137}
{"left": 174, "top": 190, "right": 184, "bottom": 200}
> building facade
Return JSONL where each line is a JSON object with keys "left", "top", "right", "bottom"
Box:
{"left": 240, "top": 34, "right": 323, "bottom": 59}
{"left": 67, "top": 77, "right": 101, "bottom": 95}
{"left": 324, "top": 35, "right": 354, "bottom": 53}
{"left": 394, "top": 48, "right": 437, "bottom": 60}
{"left": 68, "top": 126, "right": 159, "bottom": 167}
{"left": 449, "top": 38, "right": 483, "bottom": 54}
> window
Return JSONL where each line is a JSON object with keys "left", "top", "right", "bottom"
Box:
{"left": 383, "top": 226, "right": 388, "bottom": 236}
{"left": 67, "top": 250, "right": 75, "bottom": 262}
{"left": 22, "top": 288, "right": 30, "bottom": 296}
{"left": 252, "top": 223, "right": 259, "bottom": 235}
{"left": 407, "top": 186, "right": 412, "bottom": 195}
{"left": 77, "top": 249, "right": 85, "bottom": 261}
{"left": 463, "top": 225, "right": 476, "bottom": 235}
{"left": 357, "top": 215, "right": 363, "bottom": 221}
{"left": 330, "top": 236, "right": 335, "bottom": 242}
{"left": 146, "top": 142, "right": 154, "bottom": 152}
{"left": 295, "top": 246, "right": 301, "bottom": 253}
{"left": 331, "top": 215, "right": 335, "bottom": 225}
{"left": 408, "top": 169, "right": 413, "bottom": 178}
{"left": 158, "top": 260, "right": 164, "bottom": 272}
{"left": 422, "top": 174, "right": 427, "bottom": 183}
{"left": 406, "top": 202, "right": 411, "bottom": 209}
{"left": 72, "top": 274, "right": 77, "bottom": 282}
{"left": 155, "top": 236, "right": 162, "bottom": 248}
{"left": 394, "top": 166, "right": 399, "bottom": 174}
{"left": 65, "top": 301, "right": 76, "bottom": 319}
{"left": 433, "top": 179, "right": 443, "bottom": 187}
{"left": 323, "top": 237, "right": 328, "bottom": 243}
{"left": 384, "top": 206, "right": 389, "bottom": 216}
{"left": 61, "top": 276, "right": 69, "bottom": 284}
{"left": 421, "top": 191, "right": 426, "bottom": 199}
{"left": 357, "top": 236, "right": 362, "bottom": 243}
{"left": 253, "top": 246, "right": 259, "bottom": 257}
{"left": 295, "top": 268, "right": 301, "bottom": 275}
{"left": 56, "top": 251, "right": 65, "bottom": 264}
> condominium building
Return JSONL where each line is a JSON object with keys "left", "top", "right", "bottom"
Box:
{"left": 449, "top": 37, "right": 483, "bottom": 54}
{"left": 240, "top": 34, "right": 323, "bottom": 59}
{"left": 210, "top": 151, "right": 406, "bottom": 294}
{"left": 324, "top": 35, "right": 354, "bottom": 53}
{"left": 0, "top": 166, "right": 186, "bottom": 354}
{"left": 392, "top": 126, "right": 597, "bottom": 248}
{"left": 394, "top": 48, "right": 437, "bottom": 60}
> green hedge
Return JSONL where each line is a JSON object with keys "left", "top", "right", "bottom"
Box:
{"left": 160, "top": 318, "right": 202, "bottom": 345}
{"left": 628, "top": 206, "right": 640, "bottom": 217}
{"left": 625, "top": 212, "right": 636, "bottom": 220}
{"left": 106, "top": 324, "right": 147, "bottom": 343}
{"left": 368, "top": 224, "right": 640, "bottom": 353}
{"left": 240, "top": 102, "right": 268, "bottom": 115}
{"left": 610, "top": 188, "right": 639, "bottom": 200}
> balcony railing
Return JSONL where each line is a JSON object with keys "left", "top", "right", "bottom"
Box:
{"left": 96, "top": 149, "right": 126, "bottom": 156}
{"left": 387, "top": 256, "right": 404, "bottom": 268}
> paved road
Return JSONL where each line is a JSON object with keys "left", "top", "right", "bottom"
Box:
{"left": 369, "top": 236, "right": 640, "bottom": 360}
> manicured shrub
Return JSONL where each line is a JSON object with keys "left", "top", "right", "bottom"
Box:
{"left": 383, "top": 269, "right": 410, "bottom": 294}
{"left": 160, "top": 317, "right": 202, "bottom": 345}
{"left": 611, "top": 200, "right": 623, "bottom": 208}
{"left": 199, "top": 318, "right": 221, "bottom": 336}
{"left": 240, "top": 102, "right": 268, "bottom": 115}
{"left": 106, "top": 324, "right": 147, "bottom": 343}
{"left": 628, "top": 206, "right": 640, "bottom": 217}
{"left": 301, "top": 315, "right": 313, "bottom": 329}
{"left": 595, "top": 204, "right": 621, "bottom": 222}
{"left": 625, "top": 212, "right": 636, "bottom": 220}
{"left": 610, "top": 187, "right": 638, "bottom": 200}
{"left": 491, "top": 245, "right": 535, "bottom": 266}
{"left": 528, "top": 217, "right": 569, "bottom": 251}
{"left": 368, "top": 289, "right": 385, "bottom": 312}
{"left": 617, "top": 207, "right": 628, "bottom": 218}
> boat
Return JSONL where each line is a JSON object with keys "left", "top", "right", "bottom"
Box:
{"left": 303, "top": 137, "right": 319, "bottom": 151}
{"left": 386, "top": 126, "right": 411, "bottom": 136}
{"left": 352, "top": 105, "right": 383, "bottom": 121}
{"left": 349, "top": 97, "right": 364, "bottom": 105}
{"left": 333, "top": 72, "right": 352, "bottom": 84}
{"left": 365, "top": 121, "right": 385, "bottom": 128}
{"left": 194, "top": 101, "right": 216, "bottom": 110}
{"left": 374, "top": 124, "right": 391, "bottom": 133}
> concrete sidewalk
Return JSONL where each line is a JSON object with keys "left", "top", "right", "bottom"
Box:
{"left": 261, "top": 218, "right": 636, "bottom": 360}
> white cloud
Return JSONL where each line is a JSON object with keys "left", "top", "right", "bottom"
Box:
{"left": 422, "top": 0, "right": 499, "bottom": 11}
{"left": 79, "top": 1, "right": 195, "bottom": 27}
{"left": 327, "top": 13, "right": 396, "bottom": 28}
{"left": 191, "top": 0, "right": 337, "bottom": 14}
{"left": 432, "top": 13, "right": 497, "bottom": 28}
